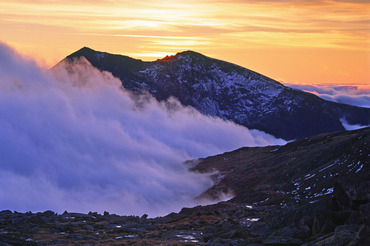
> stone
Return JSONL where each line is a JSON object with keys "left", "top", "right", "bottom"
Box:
{"left": 82, "top": 224, "right": 94, "bottom": 230}
{"left": 271, "top": 226, "right": 310, "bottom": 240}
{"left": 263, "top": 236, "right": 303, "bottom": 245}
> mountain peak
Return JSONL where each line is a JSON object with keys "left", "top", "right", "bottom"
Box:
{"left": 156, "top": 54, "right": 178, "bottom": 63}
{"left": 177, "top": 50, "right": 203, "bottom": 55}
{"left": 66, "top": 48, "right": 206, "bottom": 63}
{"left": 67, "top": 46, "right": 97, "bottom": 59}
{"left": 79, "top": 46, "right": 95, "bottom": 52}
{"left": 155, "top": 51, "right": 206, "bottom": 63}
{"left": 176, "top": 50, "right": 205, "bottom": 58}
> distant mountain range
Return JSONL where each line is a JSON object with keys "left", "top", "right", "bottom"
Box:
{"left": 59, "top": 47, "right": 370, "bottom": 140}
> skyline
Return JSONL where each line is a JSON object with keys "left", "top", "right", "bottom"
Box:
{"left": 0, "top": 0, "right": 369, "bottom": 87}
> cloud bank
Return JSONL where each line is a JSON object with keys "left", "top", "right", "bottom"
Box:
{"left": 286, "top": 83, "right": 370, "bottom": 108}
{"left": 340, "top": 118, "right": 370, "bottom": 131}
{"left": 0, "top": 43, "right": 285, "bottom": 217}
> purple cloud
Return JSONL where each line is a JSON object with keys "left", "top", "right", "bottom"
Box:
{"left": 0, "top": 43, "right": 285, "bottom": 217}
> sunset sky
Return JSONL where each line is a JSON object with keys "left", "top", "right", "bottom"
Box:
{"left": 0, "top": 0, "right": 369, "bottom": 87}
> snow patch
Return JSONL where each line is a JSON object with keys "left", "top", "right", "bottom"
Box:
{"left": 319, "top": 163, "right": 335, "bottom": 172}
{"left": 304, "top": 173, "right": 315, "bottom": 180}
{"left": 355, "top": 164, "right": 364, "bottom": 173}
{"left": 340, "top": 118, "right": 370, "bottom": 130}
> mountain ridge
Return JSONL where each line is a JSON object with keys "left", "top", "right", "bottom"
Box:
{"left": 58, "top": 47, "right": 370, "bottom": 140}
{"left": 192, "top": 126, "right": 369, "bottom": 205}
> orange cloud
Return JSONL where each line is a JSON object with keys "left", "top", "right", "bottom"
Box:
{"left": 0, "top": 0, "right": 369, "bottom": 85}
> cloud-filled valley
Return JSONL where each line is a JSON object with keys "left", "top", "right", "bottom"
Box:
{"left": 285, "top": 83, "right": 370, "bottom": 108}
{"left": 0, "top": 43, "right": 286, "bottom": 217}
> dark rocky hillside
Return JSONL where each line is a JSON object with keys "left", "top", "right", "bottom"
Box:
{"left": 1, "top": 127, "right": 368, "bottom": 245}
{"left": 57, "top": 47, "right": 370, "bottom": 140}
{"left": 193, "top": 127, "right": 369, "bottom": 205}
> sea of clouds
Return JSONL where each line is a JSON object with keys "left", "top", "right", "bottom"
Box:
{"left": 286, "top": 83, "right": 370, "bottom": 108}
{"left": 286, "top": 83, "right": 370, "bottom": 130}
{"left": 0, "top": 43, "right": 286, "bottom": 217}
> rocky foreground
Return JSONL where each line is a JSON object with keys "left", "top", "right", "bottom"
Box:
{"left": 1, "top": 127, "right": 369, "bottom": 245}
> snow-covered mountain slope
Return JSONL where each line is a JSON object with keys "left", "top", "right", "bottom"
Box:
{"left": 59, "top": 47, "right": 370, "bottom": 140}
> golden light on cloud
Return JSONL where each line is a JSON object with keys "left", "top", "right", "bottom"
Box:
{"left": 0, "top": 0, "right": 369, "bottom": 86}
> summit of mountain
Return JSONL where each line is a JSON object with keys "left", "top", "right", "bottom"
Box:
{"left": 59, "top": 47, "right": 370, "bottom": 140}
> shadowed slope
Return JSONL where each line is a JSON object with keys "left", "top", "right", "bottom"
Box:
{"left": 193, "top": 127, "right": 369, "bottom": 206}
